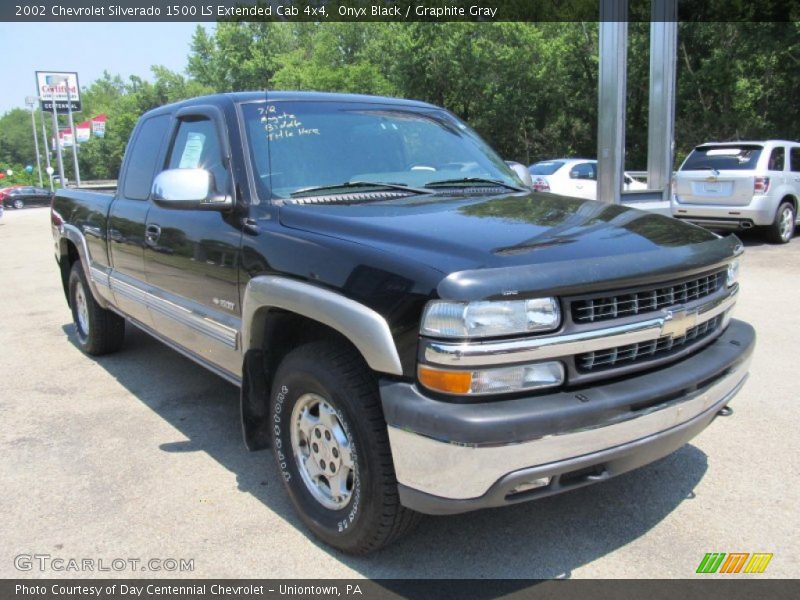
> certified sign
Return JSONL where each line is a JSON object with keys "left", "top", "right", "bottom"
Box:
{"left": 35, "top": 71, "right": 81, "bottom": 113}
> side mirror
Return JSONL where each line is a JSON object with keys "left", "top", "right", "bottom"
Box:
{"left": 505, "top": 161, "right": 533, "bottom": 188}
{"left": 151, "top": 168, "right": 232, "bottom": 211}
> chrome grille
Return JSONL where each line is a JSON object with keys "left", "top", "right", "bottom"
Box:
{"left": 572, "top": 271, "right": 725, "bottom": 324}
{"left": 577, "top": 315, "right": 723, "bottom": 372}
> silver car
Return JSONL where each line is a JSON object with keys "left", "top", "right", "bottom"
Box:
{"left": 671, "top": 140, "right": 800, "bottom": 244}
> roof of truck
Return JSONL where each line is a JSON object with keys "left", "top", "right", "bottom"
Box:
{"left": 148, "top": 91, "right": 439, "bottom": 115}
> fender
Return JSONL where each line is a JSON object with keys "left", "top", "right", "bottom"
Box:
{"left": 241, "top": 275, "right": 404, "bottom": 376}
{"left": 59, "top": 223, "right": 112, "bottom": 309}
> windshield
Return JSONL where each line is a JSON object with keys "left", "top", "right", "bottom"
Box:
{"left": 529, "top": 160, "right": 565, "bottom": 175}
{"left": 681, "top": 145, "right": 763, "bottom": 171}
{"left": 241, "top": 100, "right": 521, "bottom": 200}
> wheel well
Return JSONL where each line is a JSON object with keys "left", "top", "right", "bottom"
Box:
{"left": 240, "top": 308, "right": 370, "bottom": 451}
{"left": 59, "top": 240, "right": 81, "bottom": 303}
{"left": 781, "top": 195, "right": 797, "bottom": 212}
{"left": 260, "top": 309, "right": 364, "bottom": 385}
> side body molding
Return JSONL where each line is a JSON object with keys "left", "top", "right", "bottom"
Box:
{"left": 241, "top": 276, "right": 404, "bottom": 376}
{"left": 60, "top": 223, "right": 111, "bottom": 309}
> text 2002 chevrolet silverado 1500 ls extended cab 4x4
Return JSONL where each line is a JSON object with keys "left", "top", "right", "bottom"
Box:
{"left": 51, "top": 92, "right": 754, "bottom": 554}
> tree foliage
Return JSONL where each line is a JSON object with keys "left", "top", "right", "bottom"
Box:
{"left": 3, "top": 22, "right": 800, "bottom": 181}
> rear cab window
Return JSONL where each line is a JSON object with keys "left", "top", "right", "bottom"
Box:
{"left": 122, "top": 114, "right": 171, "bottom": 200}
{"left": 680, "top": 144, "right": 763, "bottom": 171}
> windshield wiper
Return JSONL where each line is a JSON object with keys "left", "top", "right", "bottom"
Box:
{"left": 290, "top": 181, "right": 431, "bottom": 198}
{"left": 423, "top": 177, "right": 524, "bottom": 192}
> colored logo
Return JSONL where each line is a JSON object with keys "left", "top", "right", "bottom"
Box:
{"left": 696, "top": 552, "right": 773, "bottom": 574}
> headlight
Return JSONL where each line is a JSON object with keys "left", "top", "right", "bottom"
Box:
{"left": 418, "top": 361, "right": 565, "bottom": 396}
{"left": 421, "top": 297, "right": 561, "bottom": 338}
{"left": 726, "top": 259, "right": 740, "bottom": 287}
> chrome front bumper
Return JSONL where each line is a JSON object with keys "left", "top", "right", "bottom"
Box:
{"left": 382, "top": 320, "right": 754, "bottom": 513}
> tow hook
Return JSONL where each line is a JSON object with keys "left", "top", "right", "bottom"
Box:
{"left": 717, "top": 406, "right": 734, "bottom": 417}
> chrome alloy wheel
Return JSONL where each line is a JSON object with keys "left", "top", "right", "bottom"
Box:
{"left": 290, "top": 393, "right": 356, "bottom": 510}
{"left": 74, "top": 282, "right": 90, "bottom": 337}
{"left": 780, "top": 205, "right": 795, "bottom": 241}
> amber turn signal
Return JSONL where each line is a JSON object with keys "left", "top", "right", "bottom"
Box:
{"left": 417, "top": 365, "right": 472, "bottom": 394}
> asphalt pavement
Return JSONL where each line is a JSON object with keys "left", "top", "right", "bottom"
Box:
{"left": 0, "top": 207, "right": 797, "bottom": 579}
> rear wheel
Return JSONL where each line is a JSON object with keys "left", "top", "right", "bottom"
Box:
{"left": 766, "top": 201, "right": 796, "bottom": 244}
{"left": 68, "top": 262, "right": 125, "bottom": 355}
{"left": 270, "top": 341, "right": 420, "bottom": 554}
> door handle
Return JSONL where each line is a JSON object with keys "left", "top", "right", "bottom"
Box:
{"left": 145, "top": 224, "right": 161, "bottom": 246}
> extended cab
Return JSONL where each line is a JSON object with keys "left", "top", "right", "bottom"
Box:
{"left": 52, "top": 92, "right": 754, "bottom": 554}
{"left": 672, "top": 140, "right": 800, "bottom": 243}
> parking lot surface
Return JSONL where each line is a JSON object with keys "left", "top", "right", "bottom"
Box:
{"left": 1, "top": 207, "right": 797, "bottom": 578}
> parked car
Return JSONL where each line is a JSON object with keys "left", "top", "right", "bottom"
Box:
{"left": 529, "top": 158, "right": 647, "bottom": 199}
{"left": 1, "top": 186, "right": 52, "bottom": 209}
{"left": 671, "top": 140, "right": 800, "bottom": 243}
{"left": 52, "top": 92, "right": 753, "bottom": 554}
{"left": 0, "top": 186, "right": 22, "bottom": 207}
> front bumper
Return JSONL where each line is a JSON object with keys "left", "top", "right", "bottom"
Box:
{"left": 381, "top": 319, "right": 754, "bottom": 515}
{"left": 671, "top": 194, "right": 777, "bottom": 227}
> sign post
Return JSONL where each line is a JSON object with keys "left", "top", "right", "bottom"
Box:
{"left": 38, "top": 98, "right": 53, "bottom": 191}
{"left": 64, "top": 81, "right": 82, "bottom": 187}
{"left": 49, "top": 105, "right": 66, "bottom": 187}
{"left": 24, "top": 96, "right": 44, "bottom": 188}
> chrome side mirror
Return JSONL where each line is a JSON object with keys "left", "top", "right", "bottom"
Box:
{"left": 505, "top": 161, "right": 533, "bottom": 188}
{"left": 151, "top": 168, "right": 232, "bottom": 211}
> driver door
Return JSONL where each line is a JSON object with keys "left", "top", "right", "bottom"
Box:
{"left": 143, "top": 108, "right": 243, "bottom": 378}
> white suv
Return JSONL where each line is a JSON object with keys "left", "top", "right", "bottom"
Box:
{"left": 672, "top": 140, "right": 800, "bottom": 243}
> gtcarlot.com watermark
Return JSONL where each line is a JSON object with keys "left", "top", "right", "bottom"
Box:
{"left": 14, "top": 554, "right": 194, "bottom": 573}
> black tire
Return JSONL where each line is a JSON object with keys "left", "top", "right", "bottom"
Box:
{"left": 12, "top": 198, "right": 24, "bottom": 209}
{"left": 68, "top": 262, "right": 125, "bottom": 356}
{"left": 766, "top": 201, "right": 796, "bottom": 244}
{"left": 270, "top": 341, "right": 421, "bottom": 554}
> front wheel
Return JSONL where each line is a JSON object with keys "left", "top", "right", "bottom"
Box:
{"left": 12, "top": 199, "right": 24, "bottom": 209}
{"left": 766, "top": 201, "right": 796, "bottom": 244}
{"left": 270, "top": 341, "right": 420, "bottom": 554}
{"left": 68, "top": 262, "right": 125, "bottom": 355}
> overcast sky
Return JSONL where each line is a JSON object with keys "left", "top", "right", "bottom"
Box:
{"left": 0, "top": 22, "right": 210, "bottom": 115}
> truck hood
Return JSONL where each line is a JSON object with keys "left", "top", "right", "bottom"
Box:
{"left": 279, "top": 192, "right": 741, "bottom": 301}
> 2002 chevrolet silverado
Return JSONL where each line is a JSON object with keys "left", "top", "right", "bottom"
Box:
{"left": 51, "top": 92, "right": 754, "bottom": 554}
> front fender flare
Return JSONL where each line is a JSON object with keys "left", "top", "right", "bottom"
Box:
{"left": 241, "top": 275, "right": 403, "bottom": 376}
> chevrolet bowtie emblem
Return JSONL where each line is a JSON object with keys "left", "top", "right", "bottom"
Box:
{"left": 662, "top": 309, "right": 699, "bottom": 338}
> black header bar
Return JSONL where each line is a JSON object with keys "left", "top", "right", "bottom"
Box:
{"left": 4, "top": 0, "right": 800, "bottom": 23}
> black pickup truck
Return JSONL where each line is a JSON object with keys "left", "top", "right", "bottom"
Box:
{"left": 51, "top": 92, "right": 754, "bottom": 554}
